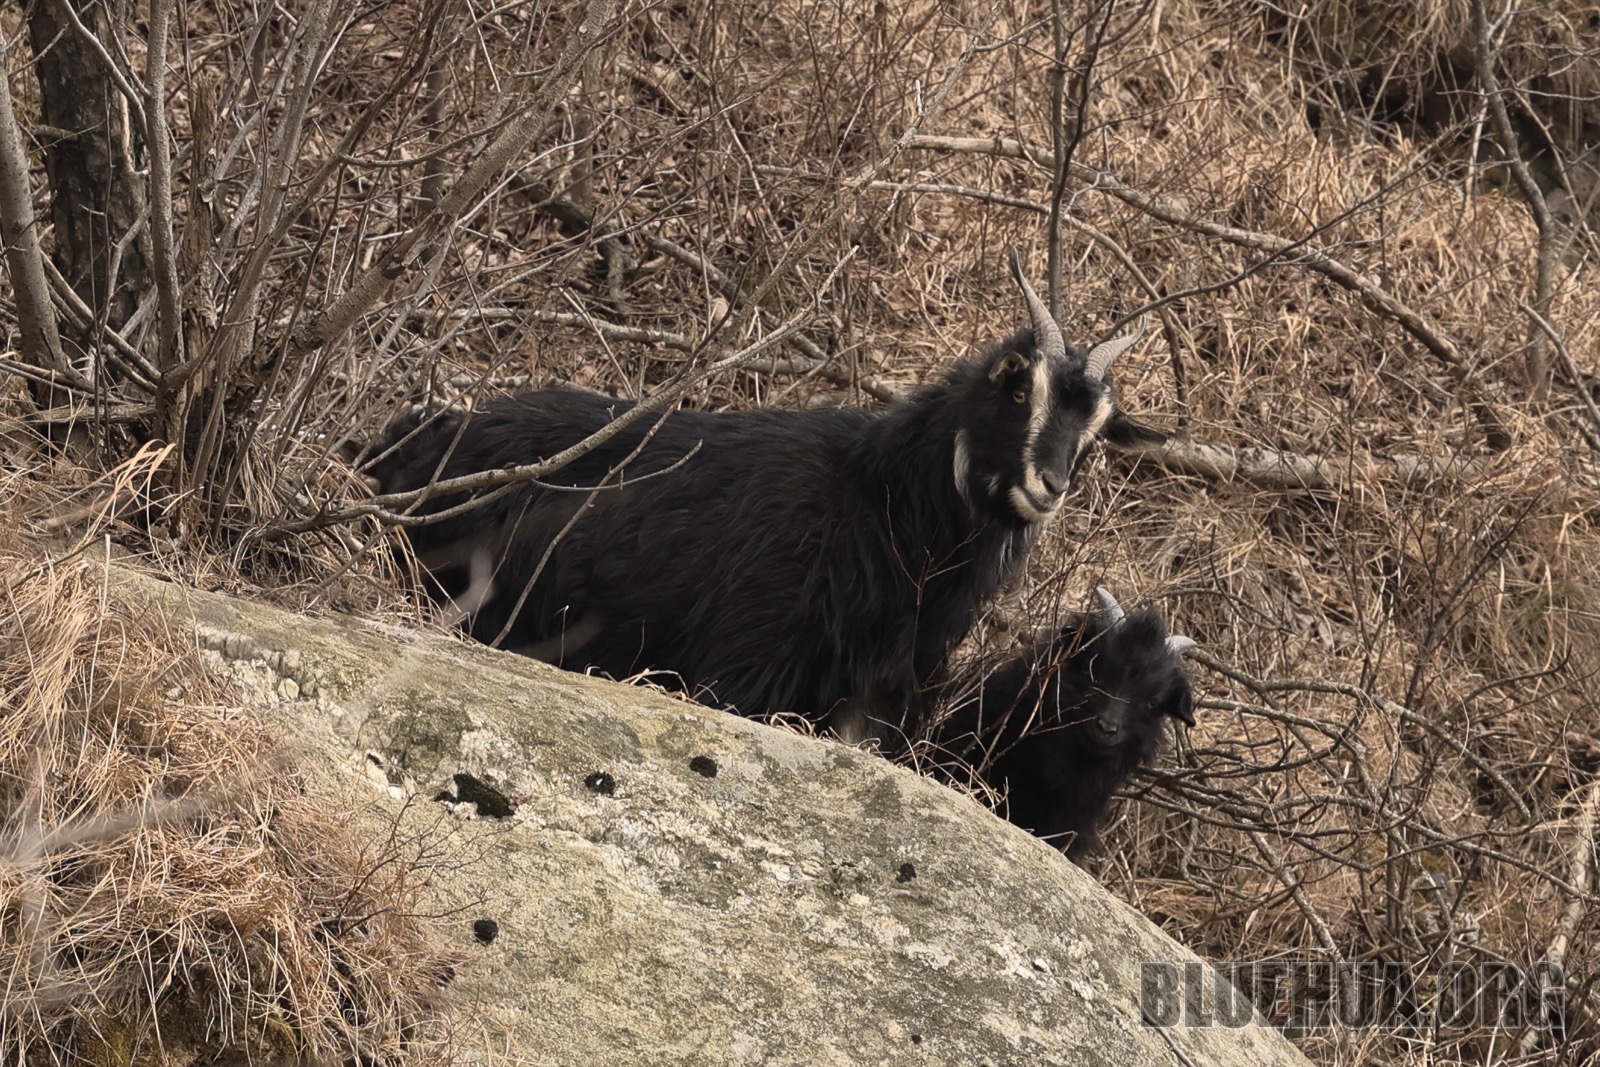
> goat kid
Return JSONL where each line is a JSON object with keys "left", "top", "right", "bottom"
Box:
{"left": 360, "top": 254, "right": 1162, "bottom": 741}
{"left": 930, "top": 589, "right": 1196, "bottom": 860}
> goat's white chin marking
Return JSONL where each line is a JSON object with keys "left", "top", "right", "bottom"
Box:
{"left": 1009, "top": 485, "right": 1059, "bottom": 525}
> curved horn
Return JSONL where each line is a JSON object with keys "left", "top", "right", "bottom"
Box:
{"left": 1085, "top": 314, "right": 1148, "bottom": 381}
{"left": 1166, "top": 635, "right": 1198, "bottom": 656}
{"left": 1008, "top": 249, "right": 1066, "bottom": 364}
{"left": 1094, "top": 586, "right": 1126, "bottom": 624}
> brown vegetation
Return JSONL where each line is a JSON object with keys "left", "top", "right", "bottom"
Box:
{"left": 2, "top": 0, "right": 1598, "bottom": 1063}
{"left": 0, "top": 483, "right": 457, "bottom": 1062}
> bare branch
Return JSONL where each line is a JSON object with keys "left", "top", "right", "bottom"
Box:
{"left": 44, "top": 0, "right": 147, "bottom": 137}
{"left": 1471, "top": 0, "right": 1554, "bottom": 399}
{"left": 1046, "top": 0, "right": 1118, "bottom": 317}
{"left": 1185, "top": 648, "right": 1533, "bottom": 822}
{"left": 160, "top": 2, "right": 448, "bottom": 411}
{"left": 736, "top": 6, "right": 998, "bottom": 318}
{"left": 1524, "top": 303, "right": 1600, "bottom": 445}
{"left": 39, "top": 253, "right": 157, "bottom": 388}
{"left": 910, "top": 135, "right": 1466, "bottom": 359}
{"left": 1519, "top": 779, "right": 1600, "bottom": 1054}
{"left": 485, "top": 401, "right": 685, "bottom": 648}
{"left": 1248, "top": 828, "right": 1346, "bottom": 966}
{"left": 756, "top": 163, "right": 1190, "bottom": 394}
{"left": 903, "top": 133, "right": 1513, "bottom": 447}
{"left": 268, "top": 250, "right": 857, "bottom": 536}
{"left": 294, "top": 0, "right": 620, "bottom": 356}
{"left": 0, "top": 360, "right": 90, "bottom": 396}
{"left": 146, "top": 0, "right": 182, "bottom": 375}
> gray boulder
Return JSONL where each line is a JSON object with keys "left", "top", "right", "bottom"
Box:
{"left": 110, "top": 564, "right": 1309, "bottom": 1067}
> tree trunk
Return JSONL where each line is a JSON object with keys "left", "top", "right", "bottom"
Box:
{"left": 27, "top": 0, "right": 149, "bottom": 333}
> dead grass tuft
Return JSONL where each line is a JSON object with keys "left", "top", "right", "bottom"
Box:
{"left": 0, "top": 478, "right": 456, "bottom": 1064}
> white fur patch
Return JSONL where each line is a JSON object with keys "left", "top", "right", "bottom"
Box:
{"left": 1024, "top": 357, "right": 1052, "bottom": 455}
{"left": 1015, "top": 357, "right": 1056, "bottom": 513}
{"left": 953, "top": 429, "right": 972, "bottom": 501}
{"left": 1075, "top": 393, "right": 1116, "bottom": 464}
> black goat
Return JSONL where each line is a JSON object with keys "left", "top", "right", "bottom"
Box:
{"left": 930, "top": 589, "right": 1196, "bottom": 860}
{"left": 360, "top": 254, "right": 1161, "bottom": 740}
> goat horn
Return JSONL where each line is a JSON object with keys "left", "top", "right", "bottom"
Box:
{"left": 1166, "top": 635, "right": 1197, "bottom": 656}
{"left": 1085, "top": 314, "right": 1148, "bottom": 381}
{"left": 1094, "top": 586, "right": 1126, "bottom": 624}
{"left": 1008, "top": 249, "right": 1067, "bottom": 364}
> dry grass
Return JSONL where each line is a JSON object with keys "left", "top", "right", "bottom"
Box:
{"left": 0, "top": 478, "right": 456, "bottom": 1064}
{"left": 3, "top": 0, "right": 1599, "bottom": 1063}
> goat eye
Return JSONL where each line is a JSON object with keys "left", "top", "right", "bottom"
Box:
{"left": 1011, "top": 389, "right": 1028, "bottom": 404}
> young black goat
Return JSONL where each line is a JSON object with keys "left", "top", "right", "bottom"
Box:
{"left": 360, "top": 254, "right": 1161, "bottom": 740}
{"left": 930, "top": 589, "right": 1196, "bottom": 860}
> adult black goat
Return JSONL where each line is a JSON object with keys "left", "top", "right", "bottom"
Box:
{"left": 929, "top": 588, "right": 1196, "bottom": 860}
{"left": 359, "top": 253, "right": 1161, "bottom": 740}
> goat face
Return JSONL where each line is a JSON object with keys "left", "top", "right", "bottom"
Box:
{"left": 955, "top": 339, "right": 1117, "bottom": 525}
{"left": 962, "top": 589, "right": 1196, "bottom": 858}
{"left": 954, "top": 253, "right": 1162, "bottom": 526}
{"left": 1059, "top": 605, "right": 1196, "bottom": 762}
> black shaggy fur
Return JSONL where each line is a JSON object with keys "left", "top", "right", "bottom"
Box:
{"left": 359, "top": 329, "right": 1159, "bottom": 738}
{"left": 931, "top": 602, "right": 1195, "bottom": 860}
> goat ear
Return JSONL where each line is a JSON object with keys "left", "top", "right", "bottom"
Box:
{"left": 1100, "top": 408, "right": 1167, "bottom": 449}
{"left": 987, "top": 350, "right": 1029, "bottom": 384}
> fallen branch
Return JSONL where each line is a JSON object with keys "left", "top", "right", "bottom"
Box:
{"left": 1112, "top": 435, "right": 1490, "bottom": 491}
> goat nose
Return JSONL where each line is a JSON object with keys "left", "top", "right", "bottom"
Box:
{"left": 1041, "top": 473, "right": 1065, "bottom": 497}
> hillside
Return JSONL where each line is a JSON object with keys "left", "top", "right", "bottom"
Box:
{"left": 2, "top": 0, "right": 1597, "bottom": 1063}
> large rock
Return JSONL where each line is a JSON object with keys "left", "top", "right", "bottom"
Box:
{"left": 110, "top": 564, "right": 1309, "bottom": 1067}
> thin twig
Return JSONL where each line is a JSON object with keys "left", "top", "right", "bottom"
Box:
{"left": 485, "top": 402, "right": 684, "bottom": 648}
{"left": 268, "top": 251, "right": 856, "bottom": 536}
{"left": 1472, "top": 0, "right": 1554, "bottom": 399}
{"left": 1523, "top": 303, "right": 1600, "bottom": 444}
{"left": 293, "top": 0, "right": 618, "bottom": 357}
{"left": 903, "top": 133, "right": 1512, "bottom": 447}
{"left": 39, "top": 254, "right": 158, "bottom": 388}
{"left": 146, "top": 0, "right": 183, "bottom": 376}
